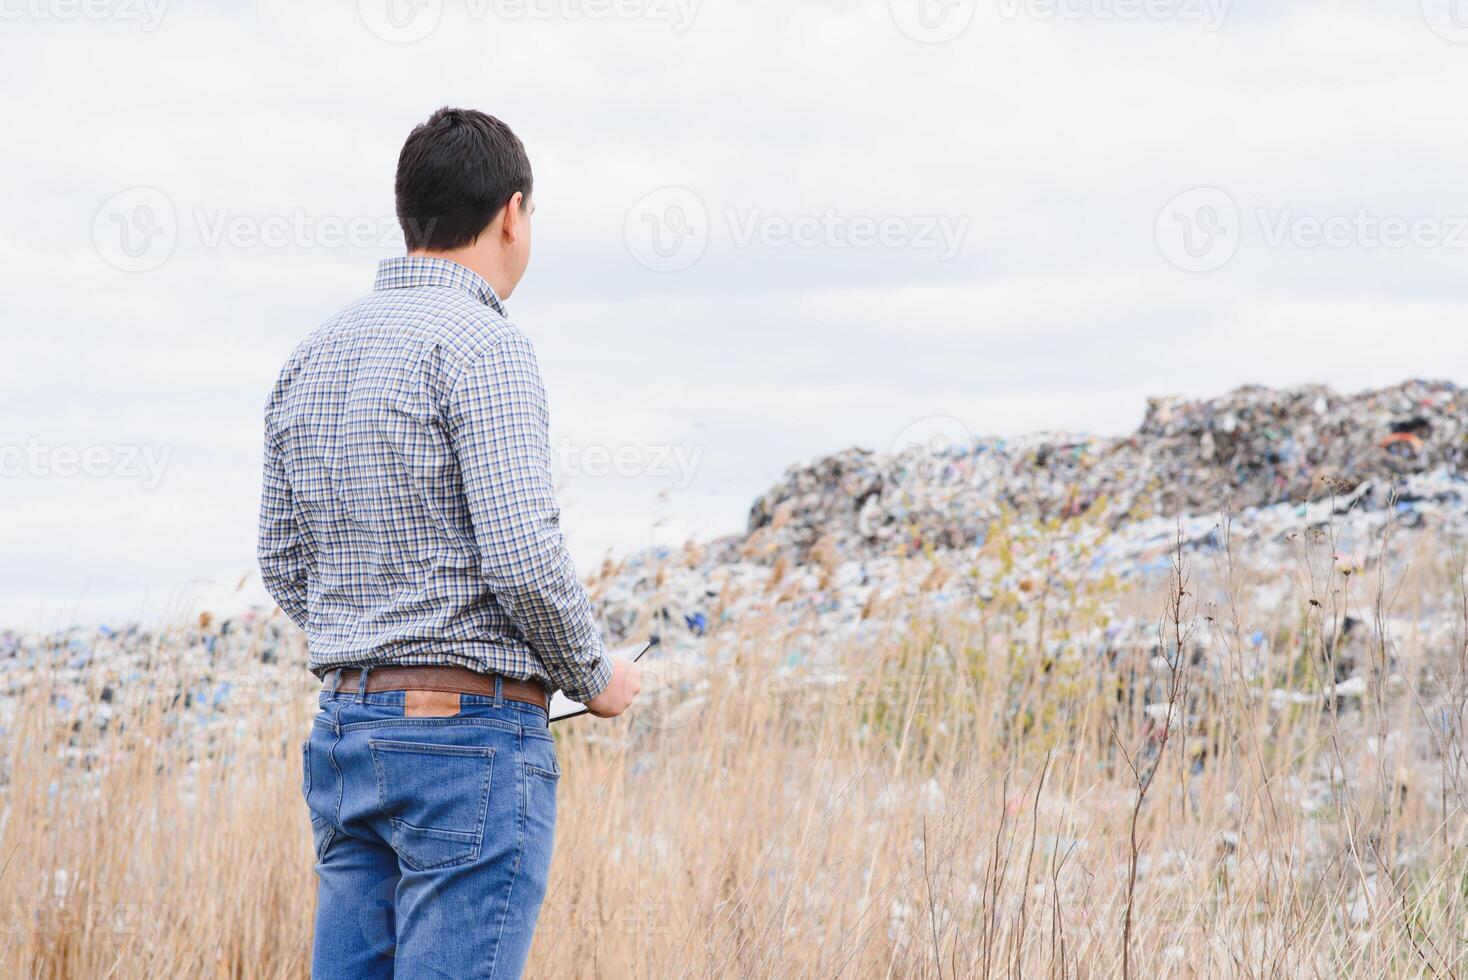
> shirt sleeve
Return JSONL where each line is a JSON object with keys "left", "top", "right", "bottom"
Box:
{"left": 445, "top": 330, "right": 612, "bottom": 702}
{"left": 257, "top": 419, "right": 311, "bottom": 630}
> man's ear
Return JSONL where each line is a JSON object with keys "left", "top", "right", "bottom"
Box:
{"left": 502, "top": 192, "right": 525, "bottom": 243}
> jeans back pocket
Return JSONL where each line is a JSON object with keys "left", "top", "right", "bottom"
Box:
{"left": 369, "top": 737, "right": 495, "bottom": 871}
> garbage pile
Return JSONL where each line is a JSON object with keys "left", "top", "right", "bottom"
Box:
{"left": 742, "top": 380, "right": 1465, "bottom": 565}
{"left": 0, "top": 612, "right": 317, "bottom": 744}
{"left": 1135, "top": 380, "right": 1464, "bottom": 513}
{"left": 588, "top": 380, "right": 1468, "bottom": 657}
{"left": 592, "top": 467, "right": 1468, "bottom": 654}
{"left": 1, "top": 380, "right": 1465, "bottom": 745}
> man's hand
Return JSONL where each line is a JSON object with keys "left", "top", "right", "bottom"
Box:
{"left": 585, "top": 657, "right": 642, "bottom": 718}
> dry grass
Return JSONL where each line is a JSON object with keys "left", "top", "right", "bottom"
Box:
{"left": 3, "top": 511, "right": 1467, "bottom": 978}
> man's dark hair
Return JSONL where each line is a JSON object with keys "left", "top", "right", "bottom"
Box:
{"left": 395, "top": 107, "right": 533, "bottom": 252}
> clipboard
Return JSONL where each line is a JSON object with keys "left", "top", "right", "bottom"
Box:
{"left": 548, "top": 637, "right": 657, "bottom": 723}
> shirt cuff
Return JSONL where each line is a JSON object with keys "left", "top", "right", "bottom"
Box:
{"left": 553, "top": 649, "right": 614, "bottom": 704}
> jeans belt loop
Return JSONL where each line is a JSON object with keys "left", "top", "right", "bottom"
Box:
{"left": 493, "top": 674, "right": 504, "bottom": 708}
{"left": 326, "top": 667, "right": 343, "bottom": 698}
{"left": 356, "top": 665, "right": 372, "bottom": 704}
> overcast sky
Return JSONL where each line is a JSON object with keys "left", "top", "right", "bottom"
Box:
{"left": 2, "top": 0, "right": 1466, "bottom": 629}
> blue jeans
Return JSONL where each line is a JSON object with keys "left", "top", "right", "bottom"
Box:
{"left": 301, "top": 680, "right": 559, "bottom": 979}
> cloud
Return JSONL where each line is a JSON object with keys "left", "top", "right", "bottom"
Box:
{"left": 3, "top": 0, "right": 1464, "bottom": 627}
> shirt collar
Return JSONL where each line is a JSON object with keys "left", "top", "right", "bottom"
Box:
{"left": 374, "top": 256, "right": 506, "bottom": 314}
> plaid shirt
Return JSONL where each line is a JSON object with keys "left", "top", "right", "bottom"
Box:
{"left": 257, "top": 256, "right": 611, "bottom": 702}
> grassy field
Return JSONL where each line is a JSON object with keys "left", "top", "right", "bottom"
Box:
{"left": 3, "top": 510, "right": 1466, "bottom": 978}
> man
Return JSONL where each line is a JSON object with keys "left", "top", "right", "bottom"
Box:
{"left": 258, "top": 107, "right": 641, "bottom": 979}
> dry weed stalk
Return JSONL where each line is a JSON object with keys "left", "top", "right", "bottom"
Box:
{"left": 1, "top": 501, "right": 1465, "bottom": 978}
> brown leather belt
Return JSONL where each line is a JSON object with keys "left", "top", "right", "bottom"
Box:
{"left": 327, "top": 665, "right": 548, "bottom": 710}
